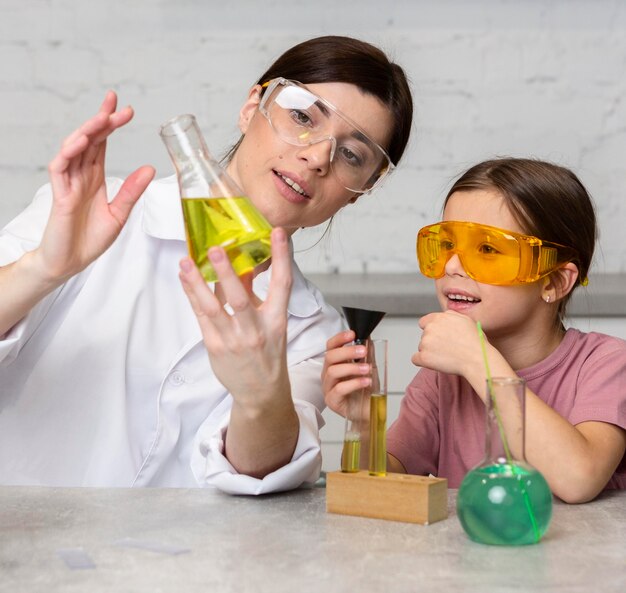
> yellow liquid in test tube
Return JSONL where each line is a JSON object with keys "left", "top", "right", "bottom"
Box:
{"left": 341, "top": 434, "right": 361, "bottom": 473}
{"left": 369, "top": 393, "right": 387, "bottom": 476}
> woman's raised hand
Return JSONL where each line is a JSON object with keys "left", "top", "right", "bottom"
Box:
{"left": 36, "top": 91, "right": 155, "bottom": 283}
{"left": 322, "top": 330, "right": 371, "bottom": 418}
{"left": 179, "top": 227, "right": 305, "bottom": 474}
{"left": 178, "top": 228, "right": 294, "bottom": 408}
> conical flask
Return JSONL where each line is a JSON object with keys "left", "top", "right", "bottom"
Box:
{"left": 457, "top": 377, "right": 553, "bottom": 545}
{"left": 160, "top": 114, "right": 272, "bottom": 282}
{"left": 340, "top": 306, "right": 387, "bottom": 473}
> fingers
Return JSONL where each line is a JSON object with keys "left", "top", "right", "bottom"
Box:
{"left": 108, "top": 166, "right": 156, "bottom": 228}
{"left": 326, "top": 329, "right": 356, "bottom": 351}
{"left": 324, "top": 362, "right": 371, "bottom": 388}
{"left": 418, "top": 312, "right": 436, "bottom": 330}
{"left": 324, "top": 374, "right": 371, "bottom": 416}
{"left": 81, "top": 104, "right": 134, "bottom": 166}
{"left": 178, "top": 257, "right": 225, "bottom": 344}
{"left": 59, "top": 91, "right": 123, "bottom": 152}
{"left": 264, "top": 228, "right": 292, "bottom": 318}
{"left": 48, "top": 133, "right": 90, "bottom": 197}
{"left": 180, "top": 246, "right": 264, "bottom": 348}
{"left": 411, "top": 351, "right": 424, "bottom": 368}
{"left": 322, "top": 332, "right": 371, "bottom": 413}
{"left": 54, "top": 91, "right": 133, "bottom": 169}
{"left": 207, "top": 247, "right": 260, "bottom": 331}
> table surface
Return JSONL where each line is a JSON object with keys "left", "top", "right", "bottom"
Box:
{"left": 0, "top": 484, "right": 624, "bottom": 593}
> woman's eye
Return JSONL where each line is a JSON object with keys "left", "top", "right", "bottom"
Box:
{"left": 338, "top": 145, "right": 365, "bottom": 168}
{"left": 289, "top": 110, "right": 313, "bottom": 126}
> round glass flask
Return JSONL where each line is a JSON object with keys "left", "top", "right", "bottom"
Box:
{"left": 457, "top": 377, "right": 553, "bottom": 545}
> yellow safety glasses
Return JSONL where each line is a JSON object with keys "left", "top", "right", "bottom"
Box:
{"left": 417, "top": 221, "right": 585, "bottom": 286}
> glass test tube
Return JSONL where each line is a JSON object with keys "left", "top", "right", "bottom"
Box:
{"left": 341, "top": 338, "right": 366, "bottom": 473}
{"left": 368, "top": 339, "right": 388, "bottom": 476}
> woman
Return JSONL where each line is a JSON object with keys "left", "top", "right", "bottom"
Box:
{"left": 0, "top": 36, "right": 413, "bottom": 493}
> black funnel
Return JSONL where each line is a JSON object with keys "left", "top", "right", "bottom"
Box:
{"left": 342, "top": 306, "right": 386, "bottom": 344}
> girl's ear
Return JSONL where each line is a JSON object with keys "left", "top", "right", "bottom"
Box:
{"left": 238, "top": 85, "right": 263, "bottom": 134}
{"left": 542, "top": 263, "right": 579, "bottom": 303}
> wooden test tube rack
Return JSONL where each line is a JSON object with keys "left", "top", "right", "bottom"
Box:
{"left": 326, "top": 470, "right": 448, "bottom": 525}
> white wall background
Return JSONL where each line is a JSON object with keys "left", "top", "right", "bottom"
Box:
{"left": 1, "top": 0, "right": 625, "bottom": 275}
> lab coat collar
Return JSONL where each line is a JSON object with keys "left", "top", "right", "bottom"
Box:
{"left": 140, "top": 176, "right": 323, "bottom": 319}
{"left": 141, "top": 176, "right": 186, "bottom": 241}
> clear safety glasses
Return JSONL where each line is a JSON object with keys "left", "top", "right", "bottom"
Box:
{"left": 259, "top": 78, "right": 394, "bottom": 193}
{"left": 416, "top": 220, "right": 584, "bottom": 286}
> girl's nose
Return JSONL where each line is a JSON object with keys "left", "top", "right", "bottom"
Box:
{"left": 444, "top": 252, "right": 469, "bottom": 278}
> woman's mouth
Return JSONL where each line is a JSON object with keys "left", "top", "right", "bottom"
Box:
{"left": 273, "top": 170, "right": 311, "bottom": 203}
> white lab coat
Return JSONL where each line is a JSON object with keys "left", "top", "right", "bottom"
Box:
{"left": 0, "top": 176, "right": 345, "bottom": 493}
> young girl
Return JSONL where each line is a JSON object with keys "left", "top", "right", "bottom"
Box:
{"left": 323, "top": 158, "right": 626, "bottom": 503}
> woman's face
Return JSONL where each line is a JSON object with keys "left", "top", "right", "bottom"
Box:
{"left": 436, "top": 189, "right": 550, "bottom": 342}
{"left": 227, "top": 81, "right": 394, "bottom": 234}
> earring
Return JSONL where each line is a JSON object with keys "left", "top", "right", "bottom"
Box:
{"left": 544, "top": 295, "right": 551, "bottom": 304}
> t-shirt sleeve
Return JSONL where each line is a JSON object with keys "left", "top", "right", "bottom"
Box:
{"left": 568, "top": 336, "right": 626, "bottom": 430}
{"left": 568, "top": 334, "right": 626, "bottom": 489}
{"left": 387, "top": 368, "right": 441, "bottom": 477}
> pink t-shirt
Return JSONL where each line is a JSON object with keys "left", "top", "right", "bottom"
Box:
{"left": 387, "top": 328, "right": 626, "bottom": 490}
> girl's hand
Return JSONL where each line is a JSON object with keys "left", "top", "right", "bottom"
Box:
{"left": 322, "top": 330, "right": 371, "bottom": 418}
{"left": 178, "top": 227, "right": 293, "bottom": 409}
{"left": 412, "top": 310, "right": 486, "bottom": 379}
{"left": 36, "top": 91, "right": 155, "bottom": 284}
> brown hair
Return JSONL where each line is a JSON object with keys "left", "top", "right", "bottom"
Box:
{"left": 224, "top": 35, "right": 413, "bottom": 168}
{"left": 444, "top": 158, "right": 597, "bottom": 320}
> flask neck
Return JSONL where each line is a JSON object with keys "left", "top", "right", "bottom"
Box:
{"left": 160, "top": 114, "right": 232, "bottom": 197}
{"left": 483, "top": 377, "right": 527, "bottom": 465}
{"left": 160, "top": 114, "right": 211, "bottom": 170}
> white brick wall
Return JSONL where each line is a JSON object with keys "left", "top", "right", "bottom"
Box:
{"left": 1, "top": 0, "right": 625, "bottom": 274}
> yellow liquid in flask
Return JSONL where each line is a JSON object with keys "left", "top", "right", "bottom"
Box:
{"left": 182, "top": 197, "right": 272, "bottom": 282}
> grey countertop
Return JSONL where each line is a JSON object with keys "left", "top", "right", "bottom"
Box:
{"left": 1, "top": 485, "right": 624, "bottom": 592}
{"left": 307, "top": 272, "right": 626, "bottom": 317}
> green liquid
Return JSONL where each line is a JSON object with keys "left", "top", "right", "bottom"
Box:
{"left": 368, "top": 394, "right": 387, "bottom": 476}
{"left": 341, "top": 435, "right": 361, "bottom": 473}
{"left": 182, "top": 196, "right": 272, "bottom": 282}
{"left": 457, "top": 463, "right": 552, "bottom": 545}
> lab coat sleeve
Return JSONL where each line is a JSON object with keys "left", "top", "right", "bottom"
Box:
{"left": 191, "top": 357, "right": 327, "bottom": 495}
{"left": 0, "top": 184, "right": 55, "bottom": 364}
{"left": 0, "top": 179, "right": 123, "bottom": 365}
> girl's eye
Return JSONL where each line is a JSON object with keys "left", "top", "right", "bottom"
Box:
{"left": 289, "top": 110, "right": 313, "bottom": 126}
{"left": 441, "top": 239, "right": 455, "bottom": 251}
{"left": 479, "top": 243, "right": 500, "bottom": 255}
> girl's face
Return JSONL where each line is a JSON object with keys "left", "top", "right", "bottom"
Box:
{"left": 227, "top": 81, "right": 394, "bottom": 234}
{"left": 437, "top": 189, "right": 551, "bottom": 341}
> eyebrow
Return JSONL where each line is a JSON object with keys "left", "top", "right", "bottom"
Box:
{"left": 312, "top": 98, "right": 378, "bottom": 152}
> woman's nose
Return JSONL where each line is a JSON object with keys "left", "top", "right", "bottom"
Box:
{"left": 295, "top": 138, "right": 334, "bottom": 175}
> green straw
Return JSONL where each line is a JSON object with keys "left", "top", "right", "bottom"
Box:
{"left": 476, "top": 321, "right": 540, "bottom": 542}
{"left": 477, "top": 321, "right": 512, "bottom": 463}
